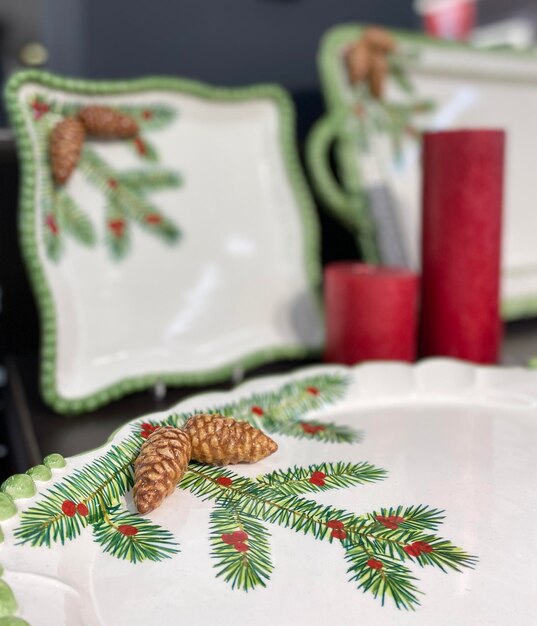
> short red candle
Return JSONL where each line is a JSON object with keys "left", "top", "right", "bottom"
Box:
{"left": 324, "top": 263, "right": 419, "bottom": 364}
{"left": 419, "top": 130, "right": 504, "bottom": 363}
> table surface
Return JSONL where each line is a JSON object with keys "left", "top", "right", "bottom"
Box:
{"left": 5, "top": 317, "right": 537, "bottom": 473}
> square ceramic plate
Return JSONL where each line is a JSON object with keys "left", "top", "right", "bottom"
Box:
{"left": 307, "top": 24, "right": 537, "bottom": 320}
{"left": 0, "top": 359, "right": 536, "bottom": 625}
{"left": 6, "top": 71, "right": 323, "bottom": 414}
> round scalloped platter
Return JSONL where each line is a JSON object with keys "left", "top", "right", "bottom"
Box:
{"left": 1, "top": 359, "right": 536, "bottom": 625}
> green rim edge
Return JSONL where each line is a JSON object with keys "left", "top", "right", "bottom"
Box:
{"left": 0, "top": 456, "right": 66, "bottom": 625}
{"left": 308, "top": 22, "right": 537, "bottom": 320}
{"left": 5, "top": 70, "right": 324, "bottom": 415}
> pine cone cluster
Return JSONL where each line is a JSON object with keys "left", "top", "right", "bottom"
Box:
{"left": 345, "top": 27, "right": 396, "bottom": 99}
{"left": 133, "top": 415, "right": 278, "bottom": 514}
{"left": 49, "top": 105, "right": 138, "bottom": 186}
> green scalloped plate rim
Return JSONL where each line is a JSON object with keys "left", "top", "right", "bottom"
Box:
{"left": 5, "top": 70, "right": 324, "bottom": 415}
{"left": 310, "top": 22, "right": 537, "bottom": 321}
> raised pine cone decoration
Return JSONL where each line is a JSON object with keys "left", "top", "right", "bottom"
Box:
{"left": 78, "top": 105, "right": 138, "bottom": 138}
{"left": 345, "top": 40, "right": 370, "bottom": 85}
{"left": 49, "top": 117, "right": 86, "bottom": 185}
{"left": 184, "top": 413, "right": 278, "bottom": 465}
{"left": 134, "top": 426, "right": 192, "bottom": 514}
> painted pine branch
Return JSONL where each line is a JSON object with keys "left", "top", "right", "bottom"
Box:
{"left": 117, "top": 104, "right": 176, "bottom": 130}
{"left": 209, "top": 505, "right": 273, "bottom": 591}
{"left": 56, "top": 189, "right": 96, "bottom": 246}
{"left": 117, "top": 169, "right": 182, "bottom": 191}
{"left": 15, "top": 434, "right": 140, "bottom": 547}
{"left": 180, "top": 463, "right": 476, "bottom": 608}
{"left": 256, "top": 462, "right": 386, "bottom": 496}
{"left": 158, "top": 372, "right": 358, "bottom": 444}
{"left": 92, "top": 504, "right": 179, "bottom": 563}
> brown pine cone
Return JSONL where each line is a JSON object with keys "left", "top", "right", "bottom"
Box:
{"left": 369, "top": 54, "right": 387, "bottom": 100}
{"left": 49, "top": 117, "right": 85, "bottom": 185}
{"left": 133, "top": 426, "right": 192, "bottom": 514}
{"left": 78, "top": 105, "right": 138, "bottom": 138}
{"left": 184, "top": 414, "right": 278, "bottom": 465}
{"left": 363, "top": 27, "right": 396, "bottom": 54}
{"left": 345, "top": 40, "right": 371, "bottom": 84}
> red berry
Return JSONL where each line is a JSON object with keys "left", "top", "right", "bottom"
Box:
{"left": 108, "top": 178, "right": 118, "bottom": 189}
{"left": 309, "top": 471, "right": 326, "bottom": 487}
{"left": 403, "top": 544, "right": 421, "bottom": 557}
{"left": 216, "top": 476, "right": 233, "bottom": 487}
{"left": 142, "top": 110, "right": 153, "bottom": 120}
{"left": 367, "top": 558, "right": 383, "bottom": 570}
{"left": 300, "top": 423, "right": 325, "bottom": 435}
{"left": 376, "top": 515, "right": 401, "bottom": 530}
{"left": 145, "top": 213, "right": 162, "bottom": 225}
{"left": 326, "top": 520, "right": 345, "bottom": 530}
{"left": 61, "top": 500, "right": 76, "bottom": 517}
{"left": 118, "top": 525, "right": 138, "bottom": 536}
{"left": 32, "top": 100, "right": 50, "bottom": 119}
{"left": 234, "top": 542, "right": 249, "bottom": 552}
{"left": 108, "top": 219, "right": 125, "bottom": 238}
{"left": 251, "top": 405, "right": 264, "bottom": 416}
{"left": 306, "top": 386, "right": 320, "bottom": 395}
{"left": 221, "top": 533, "right": 236, "bottom": 545}
{"left": 45, "top": 214, "right": 58, "bottom": 235}
{"left": 414, "top": 541, "right": 433, "bottom": 553}
{"left": 77, "top": 503, "right": 89, "bottom": 516}
{"left": 331, "top": 529, "right": 347, "bottom": 540}
{"left": 231, "top": 530, "right": 248, "bottom": 542}
{"left": 134, "top": 137, "right": 147, "bottom": 155}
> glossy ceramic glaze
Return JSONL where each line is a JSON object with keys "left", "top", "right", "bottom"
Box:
{"left": 1, "top": 360, "right": 536, "bottom": 625}
{"left": 311, "top": 25, "right": 537, "bottom": 319}
{"left": 8, "top": 73, "right": 323, "bottom": 412}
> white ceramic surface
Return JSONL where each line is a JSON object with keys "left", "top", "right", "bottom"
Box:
{"left": 338, "top": 39, "right": 537, "bottom": 311}
{"left": 2, "top": 359, "right": 537, "bottom": 625}
{"left": 15, "top": 79, "right": 322, "bottom": 405}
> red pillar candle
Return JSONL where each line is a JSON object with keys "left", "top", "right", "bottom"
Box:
{"left": 324, "top": 263, "right": 419, "bottom": 364}
{"left": 419, "top": 130, "right": 504, "bottom": 363}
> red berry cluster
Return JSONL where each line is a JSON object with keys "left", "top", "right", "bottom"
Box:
{"left": 140, "top": 423, "right": 160, "bottom": 439}
{"left": 62, "top": 500, "right": 88, "bottom": 517}
{"left": 376, "top": 514, "right": 405, "bottom": 530}
{"left": 221, "top": 530, "right": 249, "bottom": 552}
{"left": 145, "top": 213, "right": 162, "bottom": 225}
{"left": 309, "top": 471, "right": 326, "bottom": 487}
{"left": 300, "top": 423, "right": 326, "bottom": 435}
{"left": 305, "top": 386, "right": 320, "bottom": 396}
{"left": 216, "top": 476, "right": 233, "bottom": 487}
{"left": 32, "top": 99, "right": 50, "bottom": 119}
{"left": 251, "top": 405, "right": 264, "bottom": 416}
{"left": 326, "top": 519, "right": 347, "bottom": 540}
{"left": 118, "top": 525, "right": 139, "bottom": 536}
{"left": 108, "top": 178, "right": 119, "bottom": 189}
{"left": 403, "top": 541, "right": 433, "bottom": 557}
{"left": 45, "top": 214, "right": 59, "bottom": 235}
{"left": 108, "top": 218, "right": 126, "bottom": 238}
{"left": 367, "top": 558, "right": 384, "bottom": 570}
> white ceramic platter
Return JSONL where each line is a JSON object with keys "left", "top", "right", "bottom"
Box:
{"left": 1, "top": 359, "right": 536, "bottom": 625}
{"left": 6, "top": 72, "right": 323, "bottom": 413}
{"left": 311, "top": 25, "right": 537, "bottom": 319}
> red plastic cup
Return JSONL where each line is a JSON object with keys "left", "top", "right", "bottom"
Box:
{"left": 415, "top": 0, "right": 477, "bottom": 41}
{"left": 324, "top": 263, "right": 420, "bottom": 365}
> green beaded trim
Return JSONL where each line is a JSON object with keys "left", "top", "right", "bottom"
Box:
{"left": 0, "top": 453, "right": 65, "bottom": 624}
{"left": 5, "top": 70, "right": 323, "bottom": 415}
{"left": 308, "top": 22, "right": 537, "bottom": 318}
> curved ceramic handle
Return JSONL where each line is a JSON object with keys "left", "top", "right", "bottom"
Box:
{"left": 306, "top": 109, "right": 379, "bottom": 262}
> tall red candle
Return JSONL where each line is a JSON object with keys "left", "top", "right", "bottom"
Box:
{"left": 419, "top": 130, "right": 504, "bottom": 363}
{"left": 324, "top": 263, "right": 419, "bottom": 364}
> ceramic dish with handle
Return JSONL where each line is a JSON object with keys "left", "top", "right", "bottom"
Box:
{"left": 6, "top": 71, "right": 323, "bottom": 414}
{"left": 0, "top": 358, "right": 536, "bottom": 625}
{"left": 307, "top": 24, "right": 537, "bottom": 320}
